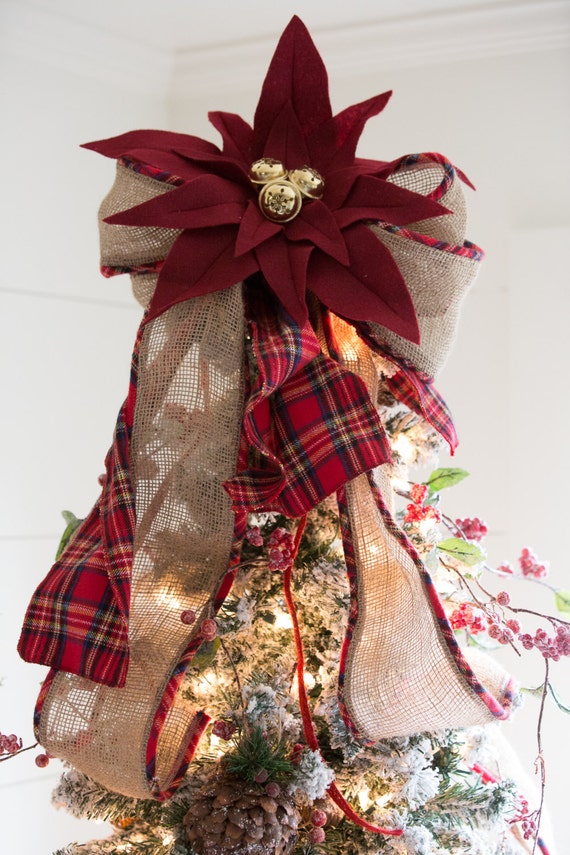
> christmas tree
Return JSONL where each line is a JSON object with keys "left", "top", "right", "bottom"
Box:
{"left": 11, "top": 16, "right": 567, "bottom": 855}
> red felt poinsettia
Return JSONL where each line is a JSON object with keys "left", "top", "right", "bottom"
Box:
{"left": 83, "top": 16, "right": 450, "bottom": 342}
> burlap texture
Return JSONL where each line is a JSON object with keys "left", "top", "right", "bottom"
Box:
{"left": 98, "top": 164, "right": 180, "bottom": 269}
{"left": 369, "top": 162, "right": 480, "bottom": 377}
{"left": 38, "top": 263, "right": 245, "bottom": 797}
{"left": 35, "top": 155, "right": 489, "bottom": 795}
{"left": 333, "top": 319, "right": 511, "bottom": 740}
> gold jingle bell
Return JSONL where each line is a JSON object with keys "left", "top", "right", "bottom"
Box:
{"left": 249, "top": 158, "right": 287, "bottom": 185}
{"left": 288, "top": 166, "right": 325, "bottom": 200}
{"left": 258, "top": 180, "right": 303, "bottom": 223}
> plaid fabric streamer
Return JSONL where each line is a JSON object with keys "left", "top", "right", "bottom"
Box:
{"left": 354, "top": 322, "right": 458, "bottom": 453}
{"left": 18, "top": 286, "right": 457, "bottom": 689}
{"left": 17, "top": 322, "right": 141, "bottom": 688}
{"left": 224, "top": 289, "right": 392, "bottom": 517}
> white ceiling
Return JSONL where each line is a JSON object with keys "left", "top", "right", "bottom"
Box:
{"left": 13, "top": 0, "right": 545, "bottom": 52}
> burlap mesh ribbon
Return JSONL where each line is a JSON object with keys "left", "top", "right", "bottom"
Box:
{"left": 329, "top": 320, "right": 512, "bottom": 741}
{"left": 24, "top": 154, "right": 514, "bottom": 799}
{"left": 33, "top": 169, "right": 246, "bottom": 796}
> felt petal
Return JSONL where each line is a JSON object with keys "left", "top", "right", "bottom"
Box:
{"left": 170, "top": 146, "right": 249, "bottom": 185}
{"left": 255, "top": 238, "right": 312, "bottom": 326}
{"left": 209, "top": 111, "right": 254, "bottom": 161}
{"left": 253, "top": 16, "right": 332, "bottom": 154}
{"left": 310, "top": 92, "right": 392, "bottom": 174}
{"left": 235, "top": 200, "right": 282, "bottom": 256}
{"left": 106, "top": 175, "right": 249, "bottom": 230}
{"left": 323, "top": 164, "right": 382, "bottom": 210}
{"left": 262, "top": 102, "right": 311, "bottom": 166}
{"left": 286, "top": 200, "right": 349, "bottom": 265}
{"left": 308, "top": 225, "right": 420, "bottom": 343}
{"left": 335, "top": 175, "right": 450, "bottom": 228}
{"left": 82, "top": 131, "right": 221, "bottom": 180}
{"left": 317, "top": 91, "right": 392, "bottom": 173}
{"left": 146, "top": 226, "right": 258, "bottom": 322}
{"left": 334, "top": 91, "right": 392, "bottom": 148}
{"left": 83, "top": 130, "right": 221, "bottom": 159}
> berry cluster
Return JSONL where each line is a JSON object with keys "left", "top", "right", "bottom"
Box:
{"left": 449, "top": 602, "right": 487, "bottom": 634}
{"left": 487, "top": 618, "right": 521, "bottom": 646}
{"left": 519, "top": 547, "right": 549, "bottom": 579}
{"left": 409, "top": 483, "right": 429, "bottom": 505}
{"left": 497, "top": 547, "right": 548, "bottom": 579}
{"left": 454, "top": 517, "right": 488, "bottom": 542}
{"left": 212, "top": 720, "right": 236, "bottom": 741}
{"left": 245, "top": 525, "right": 264, "bottom": 547}
{"left": 519, "top": 624, "right": 570, "bottom": 661}
{"left": 0, "top": 732, "right": 22, "bottom": 756}
{"left": 308, "top": 807, "right": 327, "bottom": 844}
{"left": 403, "top": 484, "right": 441, "bottom": 526}
{"left": 510, "top": 796, "right": 538, "bottom": 840}
{"left": 267, "top": 527, "right": 295, "bottom": 572}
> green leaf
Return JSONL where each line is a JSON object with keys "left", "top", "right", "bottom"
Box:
{"left": 55, "top": 510, "right": 83, "bottom": 560}
{"left": 425, "top": 467, "right": 469, "bottom": 492}
{"left": 190, "top": 637, "right": 220, "bottom": 672}
{"left": 547, "top": 682, "right": 570, "bottom": 714}
{"left": 554, "top": 590, "right": 570, "bottom": 613}
{"left": 437, "top": 538, "right": 486, "bottom": 566}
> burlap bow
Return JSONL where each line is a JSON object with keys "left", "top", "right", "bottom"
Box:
{"left": 18, "top": 17, "right": 514, "bottom": 800}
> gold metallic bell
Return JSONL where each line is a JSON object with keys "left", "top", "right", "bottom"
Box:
{"left": 249, "top": 158, "right": 287, "bottom": 185}
{"left": 258, "top": 180, "right": 303, "bottom": 223}
{"left": 289, "top": 166, "right": 325, "bottom": 200}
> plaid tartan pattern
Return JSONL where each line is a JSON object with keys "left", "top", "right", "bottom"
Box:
{"left": 386, "top": 366, "right": 458, "bottom": 453}
{"left": 17, "top": 322, "right": 142, "bottom": 687}
{"left": 225, "top": 291, "right": 392, "bottom": 517}
{"left": 354, "top": 322, "right": 458, "bottom": 453}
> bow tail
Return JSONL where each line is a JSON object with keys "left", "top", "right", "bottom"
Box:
{"left": 337, "top": 472, "right": 515, "bottom": 743}
{"left": 328, "top": 319, "right": 516, "bottom": 742}
{"left": 21, "top": 283, "right": 246, "bottom": 800}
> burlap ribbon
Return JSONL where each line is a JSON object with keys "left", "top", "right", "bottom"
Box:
{"left": 19, "top": 155, "right": 514, "bottom": 799}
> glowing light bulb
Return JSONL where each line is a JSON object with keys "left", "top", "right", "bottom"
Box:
{"left": 358, "top": 787, "right": 372, "bottom": 810}
{"left": 156, "top": 589, "right": 182, "bottom": 611}
{"left": 390, "top": 475, "right": 411, "bottom": 493}
{"left": 275, "top": 611, "right": 294, "bottom": 630}
{"left": 393, "top": 432, "right": 414, "bottom": 463}
{"left": 303, "top": 672, "right": 316, "bottom": 690}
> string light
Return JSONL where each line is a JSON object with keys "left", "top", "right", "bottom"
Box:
{"left": 274, "top": 611, "right": 294, "bottom": 630}
{"left": 393, "top": 432, "right": 414, "bottom": 463}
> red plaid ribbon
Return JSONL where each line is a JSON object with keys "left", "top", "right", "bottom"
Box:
{"left": 225, "top": 289, "right": 392, "bottom": 517}
{"left": 18, "top": 286, "right": 457, "bottom": 687}
{"left": 17, "top": 322, "right": 141, "bottom": 687}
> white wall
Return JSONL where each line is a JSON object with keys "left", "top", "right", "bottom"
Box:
{"left": 1, "top": 2, "right": 569, "bottom": 852}
{"left": 0, "top": 7, "right": 168, "bottom": 851}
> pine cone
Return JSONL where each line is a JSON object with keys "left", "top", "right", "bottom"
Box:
{"left": 183, "top": 774, "right": 300, "bottom": 855}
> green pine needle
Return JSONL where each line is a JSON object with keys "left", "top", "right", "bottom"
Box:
{"left": 224, "top": 725, "right": 294, "bottom": 783}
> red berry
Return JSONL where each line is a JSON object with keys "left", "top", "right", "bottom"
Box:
{"left": 254, "top": 769, "right": 269, "bottom": 783}
{"left": 455, "top": 517, "right": 488, "bottom": 542}
{"left": 497, "top": 562, "right": 514, "bottom": 575}
{"left": 265, "top": 782, "right": 281, "bottom": 798}
{"left": 200, "top": 618, "right": 217, "bottom": 641}
{"left": 410, "top": 483, "right": 428, "bottom": 506}
{"left": 496, "top": 591, "right": 510, "bottom": 606}
{"left": 212, "top": 720, "right": 235, "bottom": 741}
{"left": 310, "top": 808, "right": 327, "bottom": 827}
{"left": 309, "top": 826, "right": 326, "bottom": 844}
{"left": 180, "top": 609, "right": 197, "bottom": 625}
{"left": 245, "top": 526, "right": 264, "bottom": 547}
{"left": 35, "top": 753, "right": 50, "bottom": 768}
